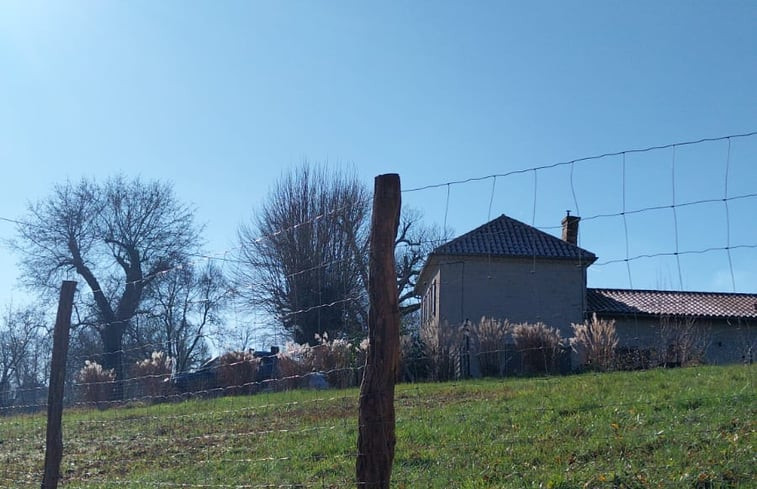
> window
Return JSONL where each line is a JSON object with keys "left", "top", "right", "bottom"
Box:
{"left": 421, "top": 292, "right": 427, "bottom": 324}
{"left": 431, "top": 280, "right": 437, "bottom": 317}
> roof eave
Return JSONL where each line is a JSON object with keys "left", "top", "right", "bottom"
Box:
{"left": 425, "top": 250, "right": 596, "bottom": 266}
{"left": 592, "top": 310, "right": 757, "bottom": 322}
{"left": 414, "top": 253, "right": 439, "bottom": 296}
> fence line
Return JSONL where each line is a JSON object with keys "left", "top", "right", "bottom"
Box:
{"left": 1, "top": 324, "right": 753, "bottom": 414}
{"left": 402, "top": 130, "right": 757, "bottom": 193}
{"left": 2, "top": 364, "right": 753, "bottom": 487}
{"left": 1, "top": 132, "right": 756, "bottom": 488}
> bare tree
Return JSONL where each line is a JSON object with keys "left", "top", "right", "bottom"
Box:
{"left": 394, "top": 208, "right": 447, "bottom": 317}
{"left": 135, "top": 261, "right": 231, "bottom": 373}
{"left": 0, "top": 304, "right": 49, "bottom": 410}
{"left": 235, "top": 164, "right": 441, "bottom": 345}
{"left": 657, "top": 316, "right": 709, "bottom": 367}
{"left": 13, "top": 176, "right": 200, "bottom": 399}
{"left": 236, "top": 164, "right": 370, "bottom": 345}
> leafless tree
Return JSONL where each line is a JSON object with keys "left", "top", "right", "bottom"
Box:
{"left": 133, "top": 261, "right": 231, "bottom": 373}
{"left": 394, "top": 208, "right": 447, "bottom": 317}
{"left": 0, "top": 304, "right": 49, "bottom": 410}
{"left": 236, "top": 164, "right": 370, "bottom": 345}
{"left": 13, "top": 176, "right": 200, "bottom": 399}
{"left": 235, "top": 164, "right": 441, "bottom": 346}
{"left": 657, "top": 316, "right": 709, "bottom": 367}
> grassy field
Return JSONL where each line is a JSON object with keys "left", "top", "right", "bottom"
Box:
{"left": 1, "top": 364, "right": 754, "bottom": 488}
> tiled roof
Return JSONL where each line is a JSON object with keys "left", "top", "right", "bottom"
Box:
{"left": 588, "top": 288, "right": 757, "bottom": 320}
{"left": 432, "top": 214, "right": 596, "bottom": 263}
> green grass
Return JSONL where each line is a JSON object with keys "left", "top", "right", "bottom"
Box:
{"left": 1, "top": 365, "right": 754, "bottom": 488}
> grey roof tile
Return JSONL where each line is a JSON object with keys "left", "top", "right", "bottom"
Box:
{"left": 588, "top": 288, "right": 757, "bottom": 320}
{"left": 432, "top": 214, "right": 596, "bottom": 263}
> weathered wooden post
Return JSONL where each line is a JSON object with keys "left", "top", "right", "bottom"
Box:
{"left": 42, "top": 280, "right": 77, "bottom": 489}
{"left": 356, "top": 174, "right": 401, "bottom": 489}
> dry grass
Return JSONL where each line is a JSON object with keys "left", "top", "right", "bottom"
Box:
{"left": 279, "top": 335, "right": 363, "bottom": 389}
{"left": 512, "top": 322, "right": 563, "bottom": 374}
{"left": 571, "top": 314, "right": 619, "bottom": 371}
{"left": 470, "top": 317, "right": 511, "bottom": 377}
{"left": 74, "top": 360, "right": 116, "bottom": 408}
{"left": 421, "top": 320, "right": 462, "bottom": 381}
{"left": 130, "top": 351, "right": 174, "bottom": 401}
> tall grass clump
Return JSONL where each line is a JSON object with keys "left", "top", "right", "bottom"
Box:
{"left": 513, "top": 322, "right": 563, "bottom": 374}
{"left": 131, "top": 351, "right": 174, "bottom": 402}
{"left": 277, "top": 333, "right": 365, "bottom": 389}
{"left": 312, "top": 333, "right": 360, "bottom": 388}
{"left": 570, "top": 314, "right": 618, "bottom": 371}
{"left": 421, "top": 320, "right": 462, "bottom": 381}
{"left": 470, "top": 317, "right": 511, "bottom": 377}
{"left": 75, "top": 360, "right": 115, "bottom": 408}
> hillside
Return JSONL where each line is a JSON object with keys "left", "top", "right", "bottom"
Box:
{"left": 2, "top": 365, "right": 754, "bottom": 488}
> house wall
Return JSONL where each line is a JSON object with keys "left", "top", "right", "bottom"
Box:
{"left": 608, "top": 315, "right": 756, "bottom": 365}
{"left": 418, "top": 254, "right": 756, "bottom": 374}
{"left": 434, "top": 255, "right": 587, "bottom": 337}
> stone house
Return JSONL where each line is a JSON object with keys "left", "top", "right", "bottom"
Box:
{"left": 416, "top": 213, "right": 756, "bottom": 375}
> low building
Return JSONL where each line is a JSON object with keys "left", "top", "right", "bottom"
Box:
{"left": 588, "top": 288, "right": 756, "bottom": 366}
{"left": 416, "top": 213, "right": 756, "bottom": 376}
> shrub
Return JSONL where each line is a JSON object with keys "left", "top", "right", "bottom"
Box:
{"left": 217, "top": 351, "right": 260, "bottom": 395}
{"left": 131, "top": 351, "right": 174, "bottom": 402}
{"left": 75, "top": 360, "right": 115, "bottom": 408}
{"left": 398, "top": 334, "right": 431, "bottom": 382}
{"left": 312, "top": 333, "right": 358, "bottom": 388}
{"left": 512, "top": 322, "right": 563, "bottom": 374}
{"left": 274, "top": 350, "right": 310, "bottom": 391}
{"left": 470, "top": 317, "right": 511, "bottom": 377}
{"left": 657, "top": 317, "right": 709, "bottom": 367}
{"left": 615, "top": 347, "right": 653, "bottom": 371}
{"left": 278, "top": 333, "right": 362, "bottom": 389}
{"left": 570, "top": 314, "right": 618, "bottom": 371}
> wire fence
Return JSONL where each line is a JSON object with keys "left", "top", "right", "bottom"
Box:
{"left": 1, "top": 131, "right": 756, "bottom": 488}
{"left": 1, "top": 363, "right": 753, "bottom": 488}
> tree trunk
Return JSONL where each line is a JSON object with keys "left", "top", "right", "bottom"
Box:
{"left": 99, "top": 321, "right": 126, "bottom": 401}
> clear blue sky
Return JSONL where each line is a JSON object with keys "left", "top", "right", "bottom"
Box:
{"left": 1, "top": 1, "right": 756, "bottom": 319}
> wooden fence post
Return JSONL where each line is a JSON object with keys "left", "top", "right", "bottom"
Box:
{"left": 42, "top": 280, "right": 77, "bottom": 489}
{"left": 356, "top": 174, "right": 401, "bottom": 489}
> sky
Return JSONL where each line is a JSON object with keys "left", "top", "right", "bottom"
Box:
{"left": 1, "top": 1, "right": 756, "bottom": 340}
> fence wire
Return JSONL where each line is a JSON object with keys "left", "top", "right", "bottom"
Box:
{"left": 1, "top": 131, "right": 756, "bottom": 488}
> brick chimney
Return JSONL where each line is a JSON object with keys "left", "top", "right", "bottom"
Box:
{"left": 561, "top": 211, "right": 580, "bottom": 246}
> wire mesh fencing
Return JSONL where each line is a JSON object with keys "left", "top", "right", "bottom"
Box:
{"left": 0, "top": 132, "right": 756, "bottom": 487}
